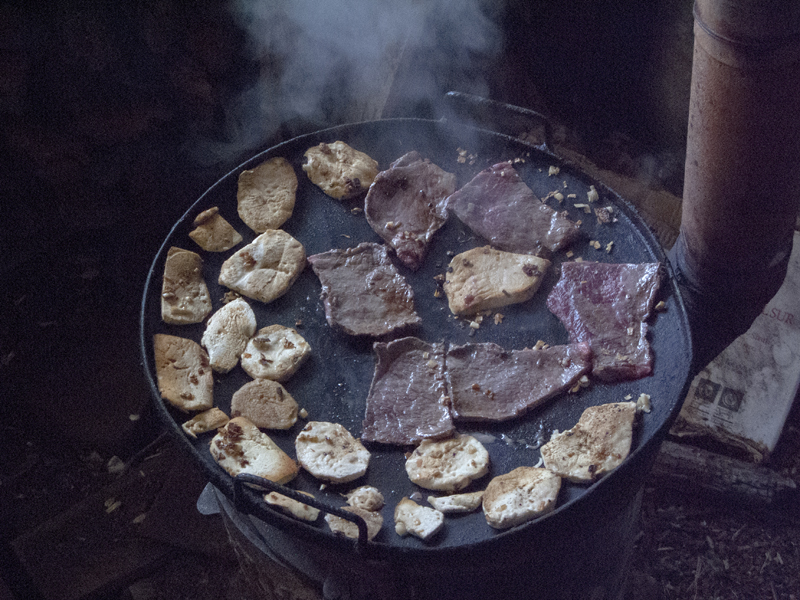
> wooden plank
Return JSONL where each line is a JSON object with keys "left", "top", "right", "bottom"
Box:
{"left": 9, "top": 438, "right": 180, "bottom": 600}
{"left": 650, "top": 440, "right": 797, "bottom": 506}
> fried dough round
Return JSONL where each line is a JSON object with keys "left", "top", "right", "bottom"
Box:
{"left": 237, "top": 157, "right": 298, "bottom": 233}
{"left": 230, "top": 378, "right": 299, "bottom": 430}
{"left": 201, "top": 297, "right": 257, "bottom": 374}
{"left": 218, "top": 229, "right": 305, "bottom": 304}
{"left": 240, "top": 324, "right": 310, "bottom": 382}
{"left": 295, "top": 421, "right": 370, "bottom": 484}
{"left": 405, "top": 434, "right": 489, "bottom": 491}
{"left": 482, "top": 466, "right": 561, "bottom": 529}
{"left": 302, "top": 141, "right": 378, "bottom": 200}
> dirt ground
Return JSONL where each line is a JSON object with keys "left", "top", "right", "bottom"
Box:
{"left": 632, "top": 405, "right": 800, "bottom": 600}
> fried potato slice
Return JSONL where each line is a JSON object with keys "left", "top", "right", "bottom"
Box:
{"left": 237, "top": 157, "right": 298, "bottom": 233}
{"left": 218, "top": 229, "right": 305, "bottom": 304}
{"left": 209, "top": 417, "right": 299, "bottom": 484}
{"left": 182, "top": 407, "right": 230, "bottom": 438}
{"left": 345, "top": 486, "right": 385, "bottom": 512}
{"left": 264, "top": 490, "right": 320, "bottom": 522}
{"left": 201, "top": 298, "right": 257, "bottom": 374}
{"left": 482, "top": 466, "right": 561, "bottom": 529}
{"left": 230, "top": 378, "right": 299, "bottom": 430}
{"left": 405, "top": 434, "right": 489, "bottom": 492}
{"left": 161, "top": 247, "right": 212, "bottom": 324}
{"left": 240, "top": 324, "right": 310, "bottom": 382}
{"left": 540, "top": 401, "right": 637, "bottom": 483}
{"left": 303, "top": 141, "right": 378, "bottom": 200}
{"left": 153, "top": 334, "right": 214, "bottom": 412}
{"left": 443, "top": 246, "right": 550, "bottom": 316}
{"left": 427, "top": 491, "right": 484, "bottom": 513}
{"left": 325, "top": 506, "right": 383, "bottom": 541}
{"left": 189, "top": 207, "right": 243, "bottom": 252}
{"left": 295, "top": 421, "right": 370, "bottom": 484}
{"left": 394, "top": 497, "right": 444, "bottom": 540}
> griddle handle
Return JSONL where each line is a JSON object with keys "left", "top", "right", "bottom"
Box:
{"left": 233, "top": 473, "right": 371, "bottom": 549}
{"left": 442, "top": 91, "right": 552, "bottom": 152}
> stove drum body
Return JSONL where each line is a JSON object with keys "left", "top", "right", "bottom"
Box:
{"left": 205, "top": 467, "right": 648, "bottom": 600}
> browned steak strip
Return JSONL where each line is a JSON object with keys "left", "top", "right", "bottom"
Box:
{"left": 446, "top": 161, "right": 580, "bottom": 256}
{"left": 361, "top": 337, "right": 453, "bottom": 445}
{"left": 364, "top": 151, "right": 457, "bottom": 271}
{"left": 446, "top": 341, "right": 592, "bottom": 422}
{"left": 307, "top": 242, "right": 421, "bottom": 337}
{"left": 546, "top": 261, "right": 662, "bottom": 382}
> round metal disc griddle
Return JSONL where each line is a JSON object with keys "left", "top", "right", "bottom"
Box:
{"left": 140, "top": 117, "right": 692, "bottom": 555}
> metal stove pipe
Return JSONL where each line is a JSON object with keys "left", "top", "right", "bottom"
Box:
{"left": 669, "top": 0, "right": 800, "bottom": 370}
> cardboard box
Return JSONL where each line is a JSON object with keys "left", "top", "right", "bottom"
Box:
{"left": 671, "top": 231, "right": 800, "bottom": 462}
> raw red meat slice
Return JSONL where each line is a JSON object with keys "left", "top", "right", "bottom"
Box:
{"left": 546, "top": 261, "right": 662, "bottom": 381}
{"left": 307, "top": 242, "right": 421, "bottom": 337}
{"left": 361, "top": 337, "right": 453, "bottom": 445}
{"left": 364, "top": 151, "right": 457, "bottom": 270}
{"left": 446, "top": 161, "right": 580, "bottom": 256}
{"left": 446, "top": 341, "right": 592, "bottom": 422}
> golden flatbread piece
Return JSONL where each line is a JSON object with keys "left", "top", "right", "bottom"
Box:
{"left": 189, "top": 207, "right": 243, "bottom": 252}
{"left": 230, "top": 378, "right": 299, "bottom": 430}
{"left": 405, "top": 434, "right": 489, "bottom": 492}
{"left": 443, "top": 246, "right": 550, "bottom": 316}
{"left": 153, "top": 334, "right": 214, "bottom": 412}
{"left": 160, "top": 247, "right": 212, "bottom": 325}
{"left": 240, "top": 324, "right": 311, "bottom": 382}
{"left": 182, "top": 407, "right": 230, "bottom": 438}
{"left": 540, "top": 402, "right": 637, "bottom": 483}
{"left": 209, "top": 417, "right": 299, "bottom": 484}
{"left": 325, "top": 506, "right": 383, "bottom": 541}
{"left": 218, "top": 230, "right": 306, "bottom": 304}
{"left": 264, "top": 491, "right": 320, "bottom": 522}
{"left": 201, "top": 297, "right": 257, "bottom": 374}
{"left": 237, "top": 157, "right": 298, "bottom": 233}
{"left": 482, "top": 466, "right": 561, "bottom": 529}
{"left": 302, "top": 141, "right": 378, "bottom": 200}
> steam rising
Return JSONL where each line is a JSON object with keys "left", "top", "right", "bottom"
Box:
{"left": 189, "top": 0, "right": 503, "bottom": 166}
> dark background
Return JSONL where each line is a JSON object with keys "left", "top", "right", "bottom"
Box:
{"left": 8, "top": 3, "right": 797, "bottom": 600}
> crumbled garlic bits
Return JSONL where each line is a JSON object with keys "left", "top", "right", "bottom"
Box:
{"left": 636, "top": 393, "right": 652, "bottom": 413}
{"left": 182, "top": 407, "right": 230, "bottom": 438}
{"left": 540, "top": 402, "right": 636, "bottom": 483}
{"left": 394, "top": 497, "right": 444, "bottom": 540}
{"left": 264, "top": 490, "right": 320, "bottom": 522}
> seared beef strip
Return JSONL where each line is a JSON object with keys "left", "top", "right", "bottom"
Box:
{"left": 364, "top": 151, "right": 457, "bottom": 271}
{"left": 546, "top": 261, "right": 662, "bottom": 382}
{"left": 446, "top": 161, "right": 580, "bottom": 256}
{"left": 361, "top": 337, "right": 453, "bottom": 445}
{"left": 307, "top": 242, "right": 421, "bottom": 337}
{"left": 446, "top": 341, "right": 592, "bottom": 422}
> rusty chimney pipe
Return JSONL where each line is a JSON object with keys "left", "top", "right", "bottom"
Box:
{"left": 669, "top": 0, "right": 800, "bottom": 370}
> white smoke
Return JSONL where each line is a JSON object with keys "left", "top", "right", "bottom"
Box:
{"left": 187, "top": 0, "right": 503, "bottom": 167}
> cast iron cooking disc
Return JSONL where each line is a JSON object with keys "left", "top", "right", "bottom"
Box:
{"left": 140, "top": 118, "right": 692, "bottom": 553}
